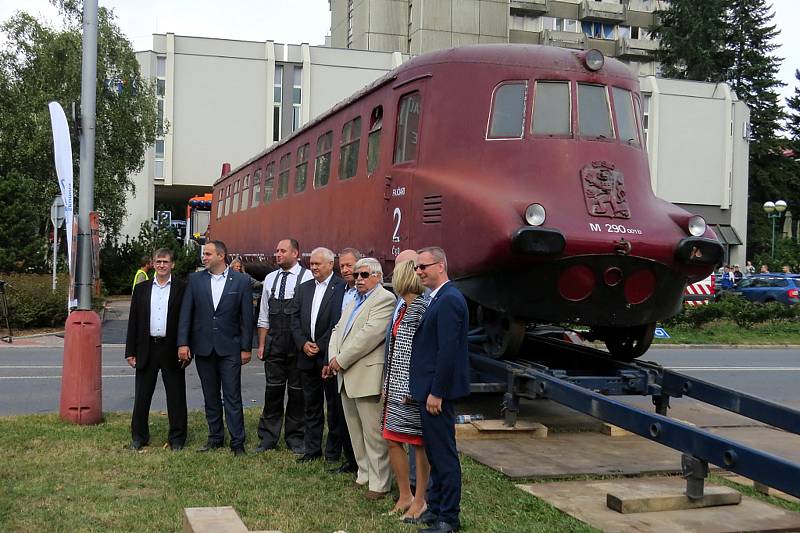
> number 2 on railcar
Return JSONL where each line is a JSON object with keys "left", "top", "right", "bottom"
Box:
{"left": 209, "top": 45, "right": 722, "bottom": 361}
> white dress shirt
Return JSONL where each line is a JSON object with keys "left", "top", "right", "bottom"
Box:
{"left": 257, "top": 262, "right": 313, "bottom": 329}
{"left": 149, "top": 276, "right": 171, "bottom": 336}
{"left": 428, "top": 280, "right": 449, "bottom": 302}
{"left": 341, "top": 285, "right": 357, "bottom": 313}
{"left": 210, "top": 267, "right": 229, "bottom": 310}
{"left": 310, "top": 273, "right": 333, "bottom": 341}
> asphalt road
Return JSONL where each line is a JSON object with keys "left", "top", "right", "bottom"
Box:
{"left": 1, "top": 345, "right": 799, "bottom": 416}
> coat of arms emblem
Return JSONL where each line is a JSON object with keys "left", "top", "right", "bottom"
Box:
{"left": 581, "top": 161, "right": 630, "bottom": 218}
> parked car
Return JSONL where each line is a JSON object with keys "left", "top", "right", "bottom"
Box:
{"left": 729, "top": 274, "right": 800, "bottom": 305}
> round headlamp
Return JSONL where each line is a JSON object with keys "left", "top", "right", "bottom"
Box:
{"left": 584, "top": 49, "right": 604, "bottom": 71}
{"left": 688, "top": 215, "right": 707, "bottom": 237}
{"left": 525, "top": 203, "right": 546, "bottom": 226}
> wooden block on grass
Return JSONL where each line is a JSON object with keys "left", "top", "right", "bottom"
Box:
{"left": 456, "top": 419, "right": 548, "bottom": 440}
{"left": 607, "top": 485, "right": 741, "bottom": 514}
{"left": 183, "top": 507, "right": 249, "bottom": 533}
{"left": 599, "top": 423, "right": 631, "bottom": 437}
{"left": 723, "top": 474, "right": 800, "bottom": 503}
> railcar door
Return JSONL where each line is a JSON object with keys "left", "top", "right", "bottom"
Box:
{"left": 382, "top": 84, "right": 425, "bottom": 269}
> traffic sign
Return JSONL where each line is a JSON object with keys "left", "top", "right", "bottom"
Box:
{"left": 51, "top": 195, "right": 65, "bottom": 229}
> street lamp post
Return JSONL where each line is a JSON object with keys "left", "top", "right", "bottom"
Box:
{"left": 763, "top": 200, "right": 787, "bottom": 258}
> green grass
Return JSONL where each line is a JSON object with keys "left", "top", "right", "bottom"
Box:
{"left": 0, "top": 409, "right": 597, "bottom": 533}
{"left": 710, "top": 474, "right": 800, "bottom": 513}
{"left": 654, "top": 320, "right": 800, "bottom": 345}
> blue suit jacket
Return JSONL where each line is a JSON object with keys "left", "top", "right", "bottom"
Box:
{"left": 177, "top": 269, "right": 254, "bottom": 357}
{"left": 409, "top": 282, "right": 471, "bottom": 401}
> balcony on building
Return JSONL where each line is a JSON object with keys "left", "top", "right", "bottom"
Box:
{"left": 579, "top": 0, "right": 627, "bottom": 23}
{"left": 510, "top": 0, "right": 550, "bottom": 15}
{"left": 541, "top": 29, "right": 588, "bottom": 50}
{"left": 615, "top": 36, "right": 659, "bottom": 59}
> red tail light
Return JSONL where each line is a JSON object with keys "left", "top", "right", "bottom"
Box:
{"left": 789, "top": 288, "right": 799, "bottom": 299}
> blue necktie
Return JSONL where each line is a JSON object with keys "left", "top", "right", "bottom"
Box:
{"left": 343, "top": 293, "right": 366, "bottom": 337}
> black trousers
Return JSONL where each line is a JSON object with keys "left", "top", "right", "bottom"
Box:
{"left": 300, "top": 361, "right": 325, "bottom": 456}
{"left": 324, "top": 375, "right": 355, "bottom": 465}
{"left": 195, "top": 350, "right": 245, "bottom": 449}
{"left": 420, "top": 399, "right": 461, "bottom": 527}
{"left": 131, "top": 340, "right": 187, "bottom": 447}
{"left": 257, "top": 331, "right": 304, "bottom": 451}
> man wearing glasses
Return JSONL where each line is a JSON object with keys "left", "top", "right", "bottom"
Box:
{"left": 327, "top": 258, "right": 395, "bottom": 500}
{"left": 409, "top": 247, "right": 470, "bottom": 533}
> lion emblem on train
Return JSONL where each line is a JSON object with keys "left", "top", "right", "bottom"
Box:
{"left": 581, "top": 161, "right": 630, "bottom": 219}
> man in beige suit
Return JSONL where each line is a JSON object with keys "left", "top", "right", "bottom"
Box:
{"left": 327, "top": 257, "right": 395, "bottom": 500}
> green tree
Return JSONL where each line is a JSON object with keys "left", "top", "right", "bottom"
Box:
{"left": 652, "top": 0, "right": 732, "bottom": 82}
{"left": 0, "top": 1, "right": 157, "bottom": 272}
{"left": 785, "top": 69, "right": 800, "bottom": 240}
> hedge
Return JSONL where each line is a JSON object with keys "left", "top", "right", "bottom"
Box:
{"left": 1, "top": 273, "right": 71, "bottom": 329}
{"left": 665, "top": 293, "right": 800, "bottom": 329}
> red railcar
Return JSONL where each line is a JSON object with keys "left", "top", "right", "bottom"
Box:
{"left": 209, "top": 44, "right": 722, "bottom": 359}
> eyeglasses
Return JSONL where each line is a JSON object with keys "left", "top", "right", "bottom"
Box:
{"left": 414, "top": 262, "right": 440, "bottom": 271}
{"left": 356, "top": 271, "right": 374, "bottom": 279}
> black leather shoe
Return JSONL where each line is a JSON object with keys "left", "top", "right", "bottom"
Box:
{"left": 254, "top": 443, "right": 276, "bottom": 453}
{"left": 232, "top": 447, "right": 246, "bottom": 456}
{"left": 418, "top": 521, "right": 459, "bottom": 533}
{"left": 416, "top": 510, "right": 438, "bottom": 526}
{"left": 329, "top": 462, "right": 358, "bottom": 474}
{"left": 197, "top": 442, "right": 224, "bottom": 452}
{"left": 129, "top": 441, "right": 147, "bottom": 450}
{"left": 297, "top": 453, "right": 322, "bottom": 463}
{"left": 169, "top": 443, "right": 184, "bottom": 451}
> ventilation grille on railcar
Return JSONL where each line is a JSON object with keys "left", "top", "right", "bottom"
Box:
{"left": 423, "top": 195, "right": 443, "bottom": 224}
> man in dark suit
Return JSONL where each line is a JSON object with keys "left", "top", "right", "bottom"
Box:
{"left": 125, "top": 248, "right": 187, "bottom": 451}
{"left": 409, "top": 247, "right": 470, "bottom": 533}
{"left": 290, "top": 247, "right": 346, "bottom": 462}
{"left": 177, "top": 240, "right": 254, "bottom": 456}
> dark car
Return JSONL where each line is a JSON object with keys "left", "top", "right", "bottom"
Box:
{"left": 730, "top": 274, "right": 800, "bottom": 305}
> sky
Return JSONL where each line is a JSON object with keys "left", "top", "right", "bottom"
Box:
{"left": 0, "top": 0, "right": 798, "bottom": 103}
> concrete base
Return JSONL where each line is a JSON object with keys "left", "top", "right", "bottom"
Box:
{"left": 518, "top": 477, "right": 800, "bottom": 532}
{"left": 606, "top": 484, "right": 741, "bottom": 514}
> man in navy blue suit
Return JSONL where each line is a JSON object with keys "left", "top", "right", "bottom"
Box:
{"left": 409, "top": 247, "right": 470, "bottom": 533}
{"left": 177, "top": 240, "right": 253, "bottom": 455}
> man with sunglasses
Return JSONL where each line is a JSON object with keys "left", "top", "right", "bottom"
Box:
{"left": 409, "top": 247, "right": 470, "bottom": 533}
{"left": 328, "top": 258, "right": 395, "bottom": 500}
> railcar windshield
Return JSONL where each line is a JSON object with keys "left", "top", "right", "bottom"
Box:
{"left": 532, "top": 81, "right": 571, "bottom": 136}
{"left": 578, "top": 83, "right": 613, "bottom": 138}
{"left": 488, "top": 82, "right": 526, "bottom": 138}
{"left": 612, "top": 87, "right": 639, "bottom": 145}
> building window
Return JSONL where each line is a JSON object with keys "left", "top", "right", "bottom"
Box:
{"left": 367, "top": 106, "right": 383, "bottom": 175}
{"left": 347, "top": 0, "right": 354, "bottom": 48}
{"left": 278, "top": 153, "right": 291, "bottom": 198}
{"left": 532, "top": 81, "right": 571, "bottom": 136}
{"left": 339, "top": 117, "right": 362, "bottom": 180}
{"left": 264, "top": 163, "right": 275, "bottom": 204}
{"left": 295, "top": 143, "right": 309, "bottom": 192}
{"left": 155, "top": 140, "right": 165, "bottom": 158}
{"left": 582, "top": 21, "right": 615, "bottom": 40}
{"left": 314, "top": 131, "right": 333, "bottom": 188}
{"left": 273, "top": 65, "right": 283, "bottom": 142}
{"left": 394, "top": 92, "right": 421, "bottom": 164}
{"left": 240, "top": 174, "right": 250, "bottom": 210}
{"left": 641, "top": 93, "right": 651, "bottom": 147}
{"left": 154, "top": 160, "right": 164, "bottom": 179}
{"left": 156, "top": 56, "right": 166, "bottom": 77}
{"left": 156, "top": 79, "right": 165, "bottom": 96}
{"left": 578, "top": 84, "right": 614, "bottom": 139}
{"left": 292, "top": 66, "right": 302, "bottom": 131}
{"left": 252, "top": 169, "right": 262, "bottom": 208}
{"left": 612, "top": 87, "right": 640, "bottom": 146}
{"left": 488, "top": 82, "right": 527, "bottom": 139}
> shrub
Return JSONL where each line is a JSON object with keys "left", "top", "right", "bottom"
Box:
{"left": 664, "top": 292, "right": 800, "bottom": 329}
{"left": 2, "top": 273, "right": 70, "bottom": 329}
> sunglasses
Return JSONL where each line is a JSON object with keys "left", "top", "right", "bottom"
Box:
{"left": 356, "top": 271, "right": 374, "bottom": 279}
{"left": 414, "top": 262, "right": 440, "bottom": 271}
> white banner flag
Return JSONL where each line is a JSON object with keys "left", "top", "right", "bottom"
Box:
{"left": 48, "top": 102, "right": 74, "bottom": 274}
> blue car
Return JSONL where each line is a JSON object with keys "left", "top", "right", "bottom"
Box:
{"left": 730, "top": 274, "right": 800, "bottom": 305}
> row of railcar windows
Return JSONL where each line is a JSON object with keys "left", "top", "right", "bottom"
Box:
{"left": 488, "top": 80, "right": 643, "bottom": 145}
{"left": 216, "top": 91, "right": 421, "bottom": 220}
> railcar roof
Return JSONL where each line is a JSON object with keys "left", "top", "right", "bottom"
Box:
{"left": 216, "top": 44, "right": 633, "bottom": 185}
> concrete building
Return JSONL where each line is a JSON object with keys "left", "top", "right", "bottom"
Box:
{"left": 125, "top": 34, "right": 405, "bottom": 237}
{"left": 330, "top": 0, "right": 664, "bottom": 76}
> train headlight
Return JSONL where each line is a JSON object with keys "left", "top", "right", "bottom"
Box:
{"left": 688, "top": 215, "right": 707, "bottom": 237}
{"left": 525, "top": 203, "right": 546, "bottom": 226}
{"left": 584, "top": 49, "right": 604, "bottom": 71}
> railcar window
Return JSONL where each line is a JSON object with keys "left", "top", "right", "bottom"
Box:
{"left": 264, "top": 163, "right": 275, "bottom": 204}
{"left": 295, "top": 143, "right": 309, "bottom": 192}
{"left": 251, "top": 169, "right": 262, "bottom": 208}
{"left": 578, "top": 84, "right": 613, "bottom": 139}
{"left": 241, "top": 174, "right": 250, "bottom": 211}
{"left": 367, "top": 106, "right": 383, "bottom": 175}
{"left": 232, "top": 179, "right": 240, "bottom": 213}
{"left": 224, "top": 184, "right": 232, "bottom": 216}
{"left": 532, "top": 81, "right": 571, "bottom": 136}
{"left": 278, "top": 153, "right": 291, "bottom": 198}
{"left": 394, "top": 92, "right": 421, "bottom": 164}
{"left": 488, "top": 82, "right": 526, "bottom": 139}
{"left": 216, "top": 189, "right": 224, "bottom": 219}
{"left": 314, "top": 131, "right": 333, "bottom": 188}
{"left": 339, "top": 117, "right": 362, "bottom": 180}
{"left": 612, "top": 87, "right": 639, "bottom": 146}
